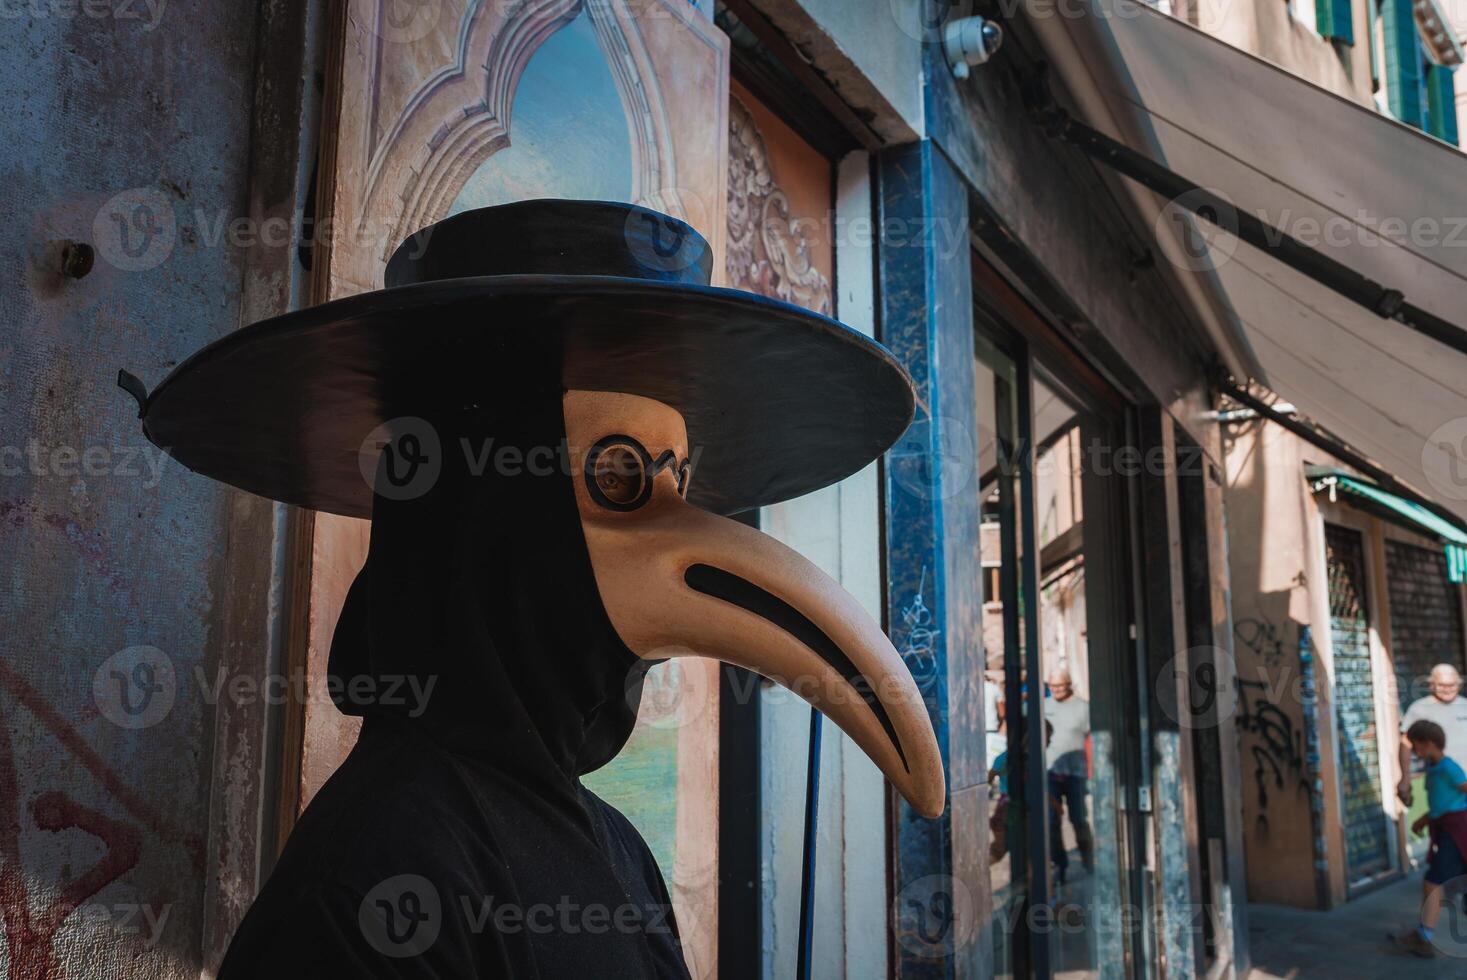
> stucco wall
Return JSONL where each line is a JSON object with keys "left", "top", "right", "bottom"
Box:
{"left": 1222, "top": 420, "right": 1337, "bottom": 907}
{"left": 1194, "top": 0, "right": 1373, "bottom": 106}
{"left": 748, "top": 0, "right": 925, "bottom": 140}
{"left": 0, "top": 5, "right": 286, "bottom": 976}
{"left": 1216, "top": 413, "right": 1447, "bottom": 910}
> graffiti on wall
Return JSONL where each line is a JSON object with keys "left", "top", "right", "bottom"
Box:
{"left": 1235, "top": 616, "right": 1289, "bottom": 670}
{"left": 0, "top": 661, "right": 198, "bottom": 979}
{"left": 1234, "top": 617, "right": 1310, "bottom": 835}
{"left": 898, "top": 565, "right": 941, "bottom": 693}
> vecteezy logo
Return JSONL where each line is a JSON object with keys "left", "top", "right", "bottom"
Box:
{"left": 92, "top": 188, "right": 177, "bottom": 272}
{"left": 887, "top": 0, "right": 974, "bottom": 43}
{"left": 1424, "top": 416, "right": 1467, "bottom": 502}
{"left": 372, "top": 0, "right": 442, "bottom": 44}
{"left": 1155, "top": 647, "right": 1238, "bottom": 729}
{"left": 359, "top": 875, "right": 442, "bottom": 958}
{"left": 1427, "top": 874, "right": 1467, "bottom": 958}
{"left": 359, "top": 417, "right": 442, "bottom": 501}
{"left": 894, "top": 874, "right": 976, "bottom": 960}
{"left": 626, "top": 658, "right": 713, "bottom": 732}
{"left": 93, "top": 646, "right": 177, "bottom": 729}
{"left": 1154, "top": 187, "right": 1239, "bottom": 273}
{"left": 889, "top": 415, "right": 975, "bottom": 502}
{"left": 625, "top": 191, "right": 708, "bottom": 275}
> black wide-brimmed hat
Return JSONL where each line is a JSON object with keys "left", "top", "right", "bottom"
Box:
{"left": 122, "top": 199, "right": 915, "bottom": 517}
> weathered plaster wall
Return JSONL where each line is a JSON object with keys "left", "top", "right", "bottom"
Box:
{"left": 1221, "top": 420, "right": 1346, "bottom": 908}
{"left": 1221, "top": 413, "right": 1460, "bottom": 910}
{"left": 0, "top": 5, "right": 289, "bottom": 976}
{"left": 748, "top": 0, "right": 925, "bottom": 141}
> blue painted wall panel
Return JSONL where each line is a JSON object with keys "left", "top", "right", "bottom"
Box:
{"left": 878, "top": 139, "right": 986, "bottom": 978}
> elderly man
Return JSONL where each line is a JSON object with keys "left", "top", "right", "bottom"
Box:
{"left": 1044, "top": 668, "right": 1094, "bottom": 879}
{"left": 1398, "top": 663, "right": 1467, "bottom": 807}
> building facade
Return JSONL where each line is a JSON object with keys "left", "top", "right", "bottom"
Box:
{"left": 22, "top": 0, "right": 1467, "bottom": 977}
{"left": 1202, "top": 0, "right": 1467, "bottom": 915}
{"left": 1224, "top": 415, "right": 1467, "bottom": 909}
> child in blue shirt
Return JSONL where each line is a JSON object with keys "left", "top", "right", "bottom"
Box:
{"left": 1391, "top": 719, "right": 1467, "bottom": 959}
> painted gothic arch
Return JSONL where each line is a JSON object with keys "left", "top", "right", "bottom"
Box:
{"left": 358, "top": 0, "right": 680, "bottom": 262}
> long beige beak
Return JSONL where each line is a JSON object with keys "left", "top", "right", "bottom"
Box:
{"left": 582, "top": 497, "right": 946, "bottom": 818}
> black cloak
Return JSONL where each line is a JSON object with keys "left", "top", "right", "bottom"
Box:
{"left": 217, "top": 367, "right": 690, "bottom": 979}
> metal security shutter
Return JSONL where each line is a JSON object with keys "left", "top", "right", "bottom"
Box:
{"left": 1325, "top": 524, "right": 1392, "bottom": 884}
{"left": 1386, "top": 539, "right": 1467, "bottom": 713}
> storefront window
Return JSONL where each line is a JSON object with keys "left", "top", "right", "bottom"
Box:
{"left": 974, "top": 300, "right": 1146, "bottom": 978}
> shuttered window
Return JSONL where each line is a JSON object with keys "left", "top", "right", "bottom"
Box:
{"left": 1316, "top": 0, "right": 1354, "bottom": 44}
{"left": 1427, "top": 63, "right": 1460, "bottom": 145}
{"left": 1381, "top": 0, "right": 1425, "bottom": 126}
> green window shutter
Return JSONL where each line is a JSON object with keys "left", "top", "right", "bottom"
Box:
{"left": 1381, "top": 0, "right": 1425, "bottom": 126}
{"left": 1428, "top": 63, "right": 1460, "bottom": 145}
{"left": 1449, "top": 543, "right": 1467, "bottom": 584}
{"left": 1366, "top": 0, "right": 1380, "bottom": 90}
{"left": 1317, "top": 0, "right": 1355, "bottom": 44}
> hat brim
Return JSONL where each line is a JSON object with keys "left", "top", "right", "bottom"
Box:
{"left": 139, "top": 275, "right": 916, "bottom": 518}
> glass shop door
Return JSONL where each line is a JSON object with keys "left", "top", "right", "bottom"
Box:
{"left": 974, "top": 297, "right": 1149, "bottom": 980}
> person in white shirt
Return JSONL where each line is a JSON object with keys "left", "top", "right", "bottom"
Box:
{"left": 984, "top": 671, "right": 1006, "bottom": 772}
{"left": 1398, "top": 664, "right": 1467, "bottom": 807}
{"left": 1044, "top": 668, "right": 1093, "bottom": 879}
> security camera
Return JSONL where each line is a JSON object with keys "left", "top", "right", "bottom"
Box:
{"left": 943, "top": 16, "right": 1003, "bottom": 79}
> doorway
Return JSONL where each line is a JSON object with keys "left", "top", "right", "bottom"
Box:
{"left": 973, "top": 288, "right": 1148, "bottom": 979}
{"left": 1323, "top": 523, "right": 1393, "bottom": 888}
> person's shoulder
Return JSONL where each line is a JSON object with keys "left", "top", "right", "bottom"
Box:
{"left": 1440, "top": 755, "right": 1467, "bottom": 780}
{"left": 580, "top": 784, "right": 650, "bottom": 854}
{"left": 1402, "top": 696, "right": 1430, "bottom": 726}
{"left": 276, "top": 732, "right": 512, "bottom": 880}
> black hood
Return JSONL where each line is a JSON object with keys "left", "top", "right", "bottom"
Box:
{"left": 326, "top": 368, "right": 649, "bottom": 784}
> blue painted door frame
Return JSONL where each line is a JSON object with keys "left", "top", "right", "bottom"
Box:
{"left": 877, "top": 139, "right": 988, "bottom": 978}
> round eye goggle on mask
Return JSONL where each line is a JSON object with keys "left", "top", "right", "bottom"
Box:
{"left": 584, "top": 434, "right": 692, "bottom": 511}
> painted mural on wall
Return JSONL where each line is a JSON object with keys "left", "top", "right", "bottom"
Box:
{"left": 301, "top": 2, "right": 729, "bottom": 974}
{"left": 725, "top": 81, "right": 832, "bottom": 316}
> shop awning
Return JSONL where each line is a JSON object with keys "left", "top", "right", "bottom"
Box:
{"left": 1307, "top": 467, "right": 1467, "bottom": 580}
{"left": 1025, "top": 0, "right": 1467, "bottom": 523}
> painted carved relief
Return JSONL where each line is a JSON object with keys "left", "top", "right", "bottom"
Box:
{"left": 726, "top": 82, "right": 832, "bottom": 316}
{"left": 301, "top": 3, "right": 729, "bottom": 974}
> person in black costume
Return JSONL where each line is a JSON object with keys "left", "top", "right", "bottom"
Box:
{"left": 125, "top": 200, "right": 945, "bottom": 978}
{"left": 219, "top": 373, "right": 699, "bottom": 977}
